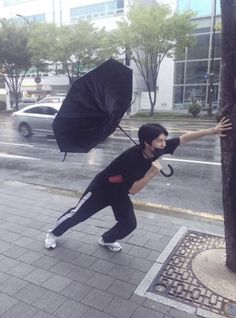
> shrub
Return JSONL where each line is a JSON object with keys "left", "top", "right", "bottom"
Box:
{"left": 188, "top": 102, "right": 201, "bottom": 117}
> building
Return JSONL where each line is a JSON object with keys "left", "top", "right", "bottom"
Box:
{"left": 0, "top": 0, "right": 222, "bottom": 113}
{"left": 174, "top": 0, "right": 221, "bottom": 112}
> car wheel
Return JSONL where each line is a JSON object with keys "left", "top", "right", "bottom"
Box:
{"left": 19, "top": 123, "right": 31, "bottom": 137}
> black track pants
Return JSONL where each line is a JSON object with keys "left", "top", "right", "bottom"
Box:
{"left": 51, "top": 184, "right": 137, "bottom": 243}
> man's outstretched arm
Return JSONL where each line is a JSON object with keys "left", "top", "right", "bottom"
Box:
{"left": 180, "top": 117, "right": 232, "bottom": 145}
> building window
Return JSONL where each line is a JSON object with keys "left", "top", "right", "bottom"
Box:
{"left": 184, "top": 85, "right": 206, "bottom": 105}
{"left": 27, "top": 14, "right": 46, "bottom": 23}
{"left": 174, "top": 86, "right": 184, "bottom": 104}
{"left": 70, "top": 1, "right": 124, "bottom": 22}
{"left": 178, "top": 0, "right": 221, "bottom": 17}
{"left": 187, "top": 34, "right": 210, "bottom": 60}
{"left": 174, "top": 62, "right": 185, "bottom": 85}
{"left": 185, "top": 61, "right": 208, "bottom": 84}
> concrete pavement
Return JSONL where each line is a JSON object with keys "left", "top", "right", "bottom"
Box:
{"left": 0, "top": 179, "right": 226, "bottom": 318}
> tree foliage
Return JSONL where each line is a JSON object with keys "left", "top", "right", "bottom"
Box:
{"left": 29, "top": 21, "right": 119, "bottom": 84}
{"left": 116, "top": 3, "right": 195, "bottom": 116}
{"left": 0, "top": 19, "right": 32, "bottom": 109}
{"left": 28, "top": 22, "right": 58, "bottom": 73}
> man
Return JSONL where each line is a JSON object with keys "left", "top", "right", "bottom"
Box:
{"left": 45, "top": 117, "right": 231, "bottom": 252}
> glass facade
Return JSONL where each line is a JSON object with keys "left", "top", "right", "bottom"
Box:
{"left": 3, "top": 0, "right": 31, "bottom": 5}
{"left": 174, "top": 0, "right": 221, "bottom": 111}
{"left": 178, "top": 0, "right": 221, "bottom": 17}
{"left": 70, "top": 0, "right": 124, "bottom": 22}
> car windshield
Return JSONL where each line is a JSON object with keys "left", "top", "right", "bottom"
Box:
{"left": 39, "top": 97, "right": 64, "bottom": 103}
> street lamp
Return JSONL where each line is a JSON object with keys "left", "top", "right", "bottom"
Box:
{"left": 16, "top": 14, "right": 30, "bottom": 25}
{"left": 207, "top": 0, "right": 217, "bottom": 117}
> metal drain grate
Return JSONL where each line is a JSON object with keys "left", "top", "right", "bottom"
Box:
{"left": 148, "top": 230, "right": 236, "bottom": 317}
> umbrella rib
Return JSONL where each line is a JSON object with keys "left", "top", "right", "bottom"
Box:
{"left": 118, "top": 125, "right": 138, "bottom": 146}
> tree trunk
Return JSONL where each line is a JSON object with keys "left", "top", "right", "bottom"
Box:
{"left": 219, "top": 0, "right": 236, "bottom": 273}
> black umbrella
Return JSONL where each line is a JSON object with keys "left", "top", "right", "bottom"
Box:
{"left": 52, "top": 59, "right": 133, "bottom": 153}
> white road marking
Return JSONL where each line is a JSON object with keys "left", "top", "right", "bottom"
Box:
{"left": 0, "top": 142, "right": 34, "bottom": 147}
{"left": 110, "top": 136, "right": 221, "bottom": 166}
{"left": 162, "top": 157, "right": 221, "bottom": 166}
{"left": 0, "top": 153, "right": 40, "bottom": 160}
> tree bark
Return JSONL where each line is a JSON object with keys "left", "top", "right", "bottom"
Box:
{"left": 219, "top": 0, "right": 236, "bottom": 272}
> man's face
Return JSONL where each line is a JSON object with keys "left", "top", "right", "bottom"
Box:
{"left": 150, "top": 133, "right": 166, "bottom": 150}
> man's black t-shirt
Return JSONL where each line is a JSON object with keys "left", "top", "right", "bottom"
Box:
{"left": 94, "top": 137, "right": 180, "bottom": 192}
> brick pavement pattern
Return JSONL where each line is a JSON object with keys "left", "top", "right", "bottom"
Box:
{"left": 0, "top": 180, "right": 224, "bottom": 318}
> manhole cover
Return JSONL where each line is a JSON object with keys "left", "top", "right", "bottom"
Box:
{"left": 147, "top": 230, "right": 236, "bottom": 317}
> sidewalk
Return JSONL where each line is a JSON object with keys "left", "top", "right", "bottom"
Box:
{"left": 0, "top": 180, "right": 224, "bottom": 318}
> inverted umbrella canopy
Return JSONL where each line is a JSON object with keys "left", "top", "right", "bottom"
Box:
{"left": 53, "top": 58, "right": 133, "bottom": 153}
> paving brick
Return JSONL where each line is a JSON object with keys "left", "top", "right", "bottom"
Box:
{"left": 109, "top": 252, "right": 133, "bottom": 266}
{"left": 7, "top": 262, "right": 36, "bottom": 278}
{"left": 49, "top": 261, "right": 76, "bottom": 276}
{"left": 74, "top": 242, "right": 98, "bottom": 255}
{"left": 31, "top": 311, "right": 56, "bottom": 318}
{"left": 147, "top": 250, "right": 161, "bottom": 261}
{"left": 82, "top": 288, "right": 114, "bottom": 310}
{"left": 0, "top": 231, "right": 22, "bottom": 243}
{"left": 60, "top": 280, "right": 91, "bottom": 301}
{"left": 32, "top": 255, "right": 59, "bottom": 270}
{"left": 104, "top": 296, "right": 137, "bottom": 318}
{"left": 2, "top": 245, "right": 28, "bottom": 259}
{"left": 84, "top": 307, "right": 115, "bottom": 318}
{"left": 42, "top": 274, "right": 72, "bottom": 292}
{"left": 87, "top": 272, "right": 115, "bottom": 291}
{"left": 0, "top": 293, "right": 18, "bottom": 315}
{"left": 108, "top": 264, "right": 136, "bottom": 281}
{"left": 0, "top": 301, "right": 38, "bottom": 318}
{"left": 50, "top": 247, "right": 79, "bottom": 262}
{"left": 90, "top": 259, "right": 115, "bottom": 274}
{"left": 18, "top": 250, "right": 43, "bottom": 264}
{"left": 108, "top": 279, "right": 136, "bottom": 299}
{"left": 0, "top": 276, "right": 29, "bottom": 296}
{"left": 127, "top": 235, "right": 150, "bottom": 247}
{"left": 142, "top": 298, "right": 170, "bottom": 314}
{"left": 66, "top": 265, "right": 95, "bottom": 283}
{"left": 0, "top": 271, "right": 10, "bottom": 283}
{"left": 168, "top": 308, "right": 198, "bottom": 318}
{"left": 32, "top": 290, "right": 67, "bottom": 314}
{"left": 54, "top": 299, "right": 88, "bottom": 318}
{"left": 128, "top": 245, "right": 151, "bottom": 259}
{"left": 24, "top": 268, "right": 53, "bottom": 285}
{"left": 131, "top": 305, "right": 165, "bottom": 318}
{"left": 72, "top": 252, "right": 97, "bottom": 268}
{"left": 14, "top": 284, "right": 46, "bottom": 304}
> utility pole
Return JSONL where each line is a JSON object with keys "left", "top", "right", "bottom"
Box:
{"left": 207, "top": 0, "right": 217, "bottom": 117}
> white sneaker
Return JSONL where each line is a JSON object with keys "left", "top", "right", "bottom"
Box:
{"left": 98, "top": 237, "right": 122, "bottom": 252}
{"left": 45, "top": 231, "right": 56, "bottom": 249}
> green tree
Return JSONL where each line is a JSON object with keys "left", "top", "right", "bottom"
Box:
{"left": 0, "top": 19, "right": 32, "bottom": 110}
{"left": 219, "top": 0, "right": 236, "bottom": 273}
{"left": 28, "top": 22, "right": 58, "bottom": 74}
{"left": 49, "top": 21, "right": 118, "bottom": 84}
{"left": 117, "top": 3, "right": 195, "bottom": 116}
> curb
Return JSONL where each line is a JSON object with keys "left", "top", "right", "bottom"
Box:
{"left": 13, "top": 181, "right": 223, "bottom": 223}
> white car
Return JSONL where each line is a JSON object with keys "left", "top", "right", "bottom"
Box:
{"left": 11, "top": 103, "right": 61, "bottom": 137}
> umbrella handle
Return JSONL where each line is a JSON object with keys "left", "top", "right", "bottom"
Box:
{"left": 160, "top": 164, "right": 174, "bottom": 177}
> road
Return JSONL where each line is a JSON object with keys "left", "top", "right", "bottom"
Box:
{"left": 0, "top": 114, "right": 223, "bottom": 216}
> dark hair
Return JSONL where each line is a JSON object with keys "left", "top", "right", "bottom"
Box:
{"left": 138, "top": 123, "right": 168, "bottom": 149}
